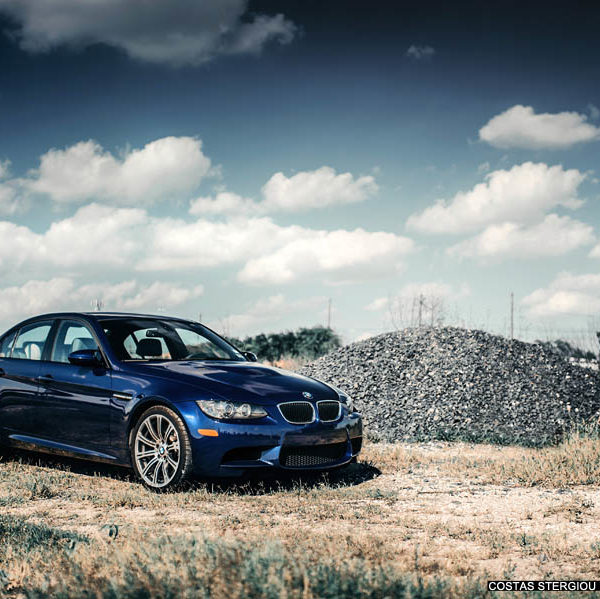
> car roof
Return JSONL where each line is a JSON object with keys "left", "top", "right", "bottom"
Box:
{"left": 17, "top": 312, "right": 196, "bottom": 324}
{"left": 85, "top": 312, "right": 193, "bottom": 321}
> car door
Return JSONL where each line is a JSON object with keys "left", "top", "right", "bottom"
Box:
{"left": 0, "top": 320, "right": 54, "bottom": 439}
{"left": 36, "top": 318, "right": 113, "bottom": 452}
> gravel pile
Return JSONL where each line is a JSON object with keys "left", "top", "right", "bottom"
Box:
{"left": 300, "top": 327, "right": 600, "bottom": 446}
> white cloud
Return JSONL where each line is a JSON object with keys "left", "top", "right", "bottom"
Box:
{"left": 260, "top": 166, "right": 378, "bottom": 212}
{"left": 365, "top": 297, "right": 389, "bottom": 312}
{"left": 0, "top": 160, "right": 9, "bottom": 179}
{"left": 0, "top": 278, "right": 203, "bottom": 325}
{"left": 238, "top": 228, "right": 414, "bottom": 285}
{"left": 7, "top": 143, "right": 375, "bottom": 216}
{"left": 0, "top": 182, "right": 18, "bottom": 215}
{"left": 399, "top": 281, "right": 470, "bottom": 300}
{"left": 145, "top": 218, "right": 414, "bottom": 285}
{"left": 138, "top": 216, "right": 302, "bottom": 271}
{"left": 523, "top": 272, "right": 600, "bottom": 317}
{"left": 189, "top": 192, "right": 257, "bottom": 217}
{"left": 0, "top": 160, "right": 19, "bottom": 214}
{"left": 124, "top": 281, "right": 203, "bottom": 310}
{"left": 192, "top": 167, "right": 378, "bottom": 216}
{"left": 448, "top": 214, "right": 595, "bottom": 258}
{"left": 479, "top": 105, "right": 600, "bottom": 150}
{"left": 211, "top": 294, "right": 326, "bottom": 337}
{"left": 407, "top": 162, "right": 585, "bottom": 234}
{"left": 0, "top": 208, "right": 291, "bottom": 273}
{"left": 405, "top": 45, "right": 435, "bottom": 60}
{"left": 0, "top": 205, "right": 413, "bottom": 286}
{"left": 590, "top": 243, "right": 600, "bottom": 258}
{"left": 24, "top": 136, "right": 212, "bottom": 206}
{"left": 85, "top": 280, "right": 204, "bottom": 311}
{"left": 366, "top": 282, "right": 469, "bottom": 313}
{"left": 0, "top": 203, "right": 148, "bottom": 269}
{"left": 0, "top": 278, "right": 74, "bottom": 322}
{"left": 0, "top": 0, "right": 296, "bottom": 66}
{"left": 589, "top": 104, "right": 600, "bottom": 121}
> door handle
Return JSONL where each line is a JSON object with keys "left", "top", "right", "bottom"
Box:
{"left": 38, "top": 374, "right": 54, "bottom": 382}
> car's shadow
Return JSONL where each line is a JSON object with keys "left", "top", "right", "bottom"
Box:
{"left": 198, "top": 461, "right": 382, "bottom": 495}
{"left": 0, "top": 446, "right": 381, "bottom": 494}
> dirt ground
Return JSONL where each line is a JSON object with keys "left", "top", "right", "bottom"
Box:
{"left": 2, "top": 439, "right": 600, "bottom": 591}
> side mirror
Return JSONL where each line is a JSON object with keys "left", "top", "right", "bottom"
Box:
{"left": 68, "top": 349, "right": 103, "bottom": 367}
{"left": 242, "top": 351, "right": 258, "bottom": 362}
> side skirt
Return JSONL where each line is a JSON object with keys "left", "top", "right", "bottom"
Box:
{"left": 5, "top": 434, "right": 130, "bottom": 467}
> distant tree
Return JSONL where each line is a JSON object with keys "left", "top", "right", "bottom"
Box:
{"left": 297, "top": 326, "right": 341, "bottom": 359}
{"left": 226, "top": 326, "right": 341, "bottom": 363}
{"left": 536, "top": 339, "right": 596, "bottom": 361}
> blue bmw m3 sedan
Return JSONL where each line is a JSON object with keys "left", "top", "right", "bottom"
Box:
{"left": 0, "top": 313, "right": 362, "bottom": 489}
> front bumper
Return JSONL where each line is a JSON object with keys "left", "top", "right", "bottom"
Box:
{"left": 178, "top": 401, "right": 363, "bottom": 477}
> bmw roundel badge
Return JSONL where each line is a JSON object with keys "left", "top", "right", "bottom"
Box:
{"left": 302, "top": 391, "right": 313, "bottom": 400}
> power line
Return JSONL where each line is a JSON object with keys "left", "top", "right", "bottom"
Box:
{"left": 510, "top": 292, "right": 514, "bottom": 340}
{"left": 417, "top": 294, "right": 425, "bottom": 327}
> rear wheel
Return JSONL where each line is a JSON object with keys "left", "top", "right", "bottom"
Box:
{"left": 131, "top": 406, "right": 193, "bottom": 491}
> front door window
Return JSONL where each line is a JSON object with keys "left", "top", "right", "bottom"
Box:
{"left": 50, "top": 320, "right": 99, "bottom": 363}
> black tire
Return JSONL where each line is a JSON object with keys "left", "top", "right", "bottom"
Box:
{"left": 130, "top": 405, "right": 194, "bottom": 491}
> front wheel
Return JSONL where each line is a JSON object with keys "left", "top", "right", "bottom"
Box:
{"left": 130, "top": 405, "right": 194, "bottom": 491}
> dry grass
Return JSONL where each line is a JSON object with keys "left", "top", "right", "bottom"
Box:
{"left": 271, "top": 355, "right": 310, "bottom": 370}
{"left": 2, "top": 434, "right": 600, "bottom": 597}
{"left": 366, "top": 430, "right": 600, "bottom": 487}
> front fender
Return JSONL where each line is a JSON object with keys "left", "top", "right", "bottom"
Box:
{"left": 111, "top": 394, "right": 188, "bottom": 454}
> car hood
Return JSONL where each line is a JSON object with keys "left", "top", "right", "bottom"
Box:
{"left": 130, "top": 360, "right": 338, "bottom": 405}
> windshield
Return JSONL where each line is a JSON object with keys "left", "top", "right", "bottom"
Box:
{"left": 99, "top": 317, "right": 245, "bottom": 362}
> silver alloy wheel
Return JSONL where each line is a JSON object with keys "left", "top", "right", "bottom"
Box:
{"left": 134, "top": 414, "right": 181, "bottom": 488}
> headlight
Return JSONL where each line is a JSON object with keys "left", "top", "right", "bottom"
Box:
{"left": 326, "top": 383, "right": 354, "bottom": 411}
{"left": 196, "top": 400, "right": 267, "bottom": 420}
{"left": 341, "top": 394, "right": 354, "bottom": 411}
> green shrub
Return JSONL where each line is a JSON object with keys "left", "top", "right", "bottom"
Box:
{"left": 229, "top": 326, "right": 341, "bottom": 363}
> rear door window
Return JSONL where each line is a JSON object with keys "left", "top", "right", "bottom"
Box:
{"left": 11, "top": 321, "right": 54, "bottom": 361}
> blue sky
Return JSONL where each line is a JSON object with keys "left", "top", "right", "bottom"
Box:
{"left": 0, "top": 0, "right": 598, "bottom": 346}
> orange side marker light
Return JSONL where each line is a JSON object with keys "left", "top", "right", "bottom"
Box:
{"left": 198, "top": 429, "right": 219, "bottom": 437}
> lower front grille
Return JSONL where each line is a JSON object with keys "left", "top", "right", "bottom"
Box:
{"left": 221, "top": 446, "right": 271, "bottom": 464}
{"left": 280, "top": 442, "right": 347, "bottom": 468}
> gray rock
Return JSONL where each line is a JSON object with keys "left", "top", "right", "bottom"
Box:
{"left": 299, "top": 327, "right": 600, "bottom": 446}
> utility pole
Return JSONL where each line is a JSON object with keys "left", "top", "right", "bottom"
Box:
{"left": 327, "top": 298, "right": 332, "bottom": 329}
{"left": 198, "top": 313, "right": 202, "bottom": 323}
{"left": 418, "top": 294, "right": 424, "bottom": 328}
{"left": 510, "top": 292, "right": 514, "bottom": 340}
